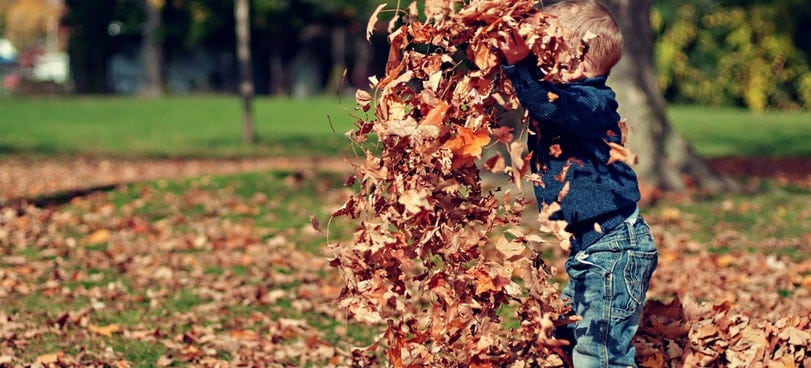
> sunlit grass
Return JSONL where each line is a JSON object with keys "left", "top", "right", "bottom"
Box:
{"left": 668, "top": 105, "right": 811, "bottom": 157}
{"left": 2, "top": 97, "right": 810, "bottom": 159}
{"left": 0, "top": 95, "right": 359, "bottom": 158}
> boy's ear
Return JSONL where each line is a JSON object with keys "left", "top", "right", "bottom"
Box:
{"left": 562, "top": 62, "right": 588, "bottom": 81}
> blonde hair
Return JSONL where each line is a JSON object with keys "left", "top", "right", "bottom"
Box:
{"left": 544, "top": 0, "right": 623, "bottom": 76}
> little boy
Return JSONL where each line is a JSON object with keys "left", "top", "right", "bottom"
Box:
{"left": 499, "top": 1, "right": 658, "bottom": 367}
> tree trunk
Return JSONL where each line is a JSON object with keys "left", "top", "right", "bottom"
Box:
{"left": 140, "top": 0, "right": 163, "bottom": 97}
{"left": 325, "top": 24, "right": 347, "bottom": 96}
{"left": 235, "top": 0, "right": 256, "bottom": 144}
{"left": 603, "top": 0, "right": 737, "bottom": 194}
{"left": 269, "top": 47, "right": 285, "bottom": 95}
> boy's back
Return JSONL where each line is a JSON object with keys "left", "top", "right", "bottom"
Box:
{"left": 500, "top": 1, "right": 658, "bottom": 366}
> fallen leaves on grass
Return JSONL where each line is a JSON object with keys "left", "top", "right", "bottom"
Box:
{"left": 0, "top": 167, "right": 809, "bottom": 366}
{"left": 0, "top": 172, "right": 358, "bottom": 366}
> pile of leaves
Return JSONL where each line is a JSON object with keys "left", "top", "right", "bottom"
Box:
{"left": 635, "top": 296, "right": 811, "bottom": 367}
{"left": 630, "top": 214, "right": 811, "bottom": 367}
{"left": 330, "top": 1, "right": 583, "bottom": 366}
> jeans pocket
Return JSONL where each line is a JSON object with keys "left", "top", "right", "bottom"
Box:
{"left": 612, "top": 249, "right": 658, "bottom": 320}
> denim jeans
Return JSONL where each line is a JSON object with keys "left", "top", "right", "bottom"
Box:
{"left": 558, "top": 215, "right": 658, "bottom": 368}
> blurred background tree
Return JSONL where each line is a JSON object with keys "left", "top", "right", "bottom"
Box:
{"left": 1, "top": 0, "right": 809, "bottom": 110}
{"left": 654, "top": 0, "right": 811, "bottom": 111}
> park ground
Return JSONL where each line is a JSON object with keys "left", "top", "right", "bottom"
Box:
{"left": 1, "top": 98, "right": 810, "bottom": 366}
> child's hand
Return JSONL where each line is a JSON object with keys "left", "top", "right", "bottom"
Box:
{"left": 499, "top": 27, "right": 531, "bottom": 65}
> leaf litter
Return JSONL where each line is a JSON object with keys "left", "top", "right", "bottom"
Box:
{"left": 0, "top": 173, "right": 360, "bottom": 367}
{"left": 0, "top": 166, "right": 809, "bottom": 366}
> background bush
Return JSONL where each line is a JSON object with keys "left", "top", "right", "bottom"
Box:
{"left": 653, "top": 0, "right": 811, "bottom": 111}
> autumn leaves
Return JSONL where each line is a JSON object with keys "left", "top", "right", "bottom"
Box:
{"left": 334, "top": 1, "right": 579, "bottom": 366}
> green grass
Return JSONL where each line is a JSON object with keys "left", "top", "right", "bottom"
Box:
{"left": 0, "top": 95, "right": 361, "bottom": 158}
{"left": 1, "top": 97, "right": 809, "bottom": 159}
{"left": 668, "top": 105, "right": 811, "bottom": 157}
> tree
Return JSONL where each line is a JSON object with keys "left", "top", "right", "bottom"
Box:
{"left": 64, "top": 0, "right": 118, "bottom": 93}
{"left": 603, "top": 0, "right": 737, "bottom": 193}
{"left": 235, "top": 0, "right": 256, "bottom": 144}
{"left": 653, "top": 0, "right": 811, "bottom": 110}
{"left": 139, "top": 0, "right": 163, "bottom": 97}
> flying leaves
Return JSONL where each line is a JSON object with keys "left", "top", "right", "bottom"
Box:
{"left": 336, "top": 1, "right": 811, "bottom": 366}
{"left": 334, "top": 1, "right": 580, "bottom": 365}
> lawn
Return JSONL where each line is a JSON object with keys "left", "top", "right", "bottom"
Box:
{"left": 667, "top": 104, "right": 811, "bottom": 157}
{"left": 0, "top": 96, "right": 360, "bottom": 158}
{"left": 0, "top": 97, "right": 809, "bottom": 366}
{"left": 1, "top": 96, "right": 810, "bottom": 159}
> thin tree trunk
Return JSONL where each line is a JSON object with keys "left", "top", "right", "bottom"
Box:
{"left": 604, "top": 0, "right": 737, "bottom": 194}
{"left": 140, "top": 0, "right": 162, "bottom": 97}
{"left": 269, "top": 47, "right": 284, "bottom": 95}
{"left": 235, "top": 0, "right": 256, "bottom": 144}
{"left": 351, "top": 32, "right": 371, "bottom": 90}
{"left": 325, "top": 25, "right": 346, "bottom": 96}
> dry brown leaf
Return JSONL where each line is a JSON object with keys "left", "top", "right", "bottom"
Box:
{"left": 83, "top": 228, "right": 110, "bottom": 244}
{"left": 88, "top": 323, "right": 122, "bottom": 337}
{"left": 366, "top": 4, "right": 386, "bottom": 41}
{"left": 35, "top": 352, "right": 63, "bottom": 365}
{"left": 605, "top": 140, "right": 638, "bottom": 166}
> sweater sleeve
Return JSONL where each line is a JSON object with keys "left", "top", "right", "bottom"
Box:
{"left": 502, "top": 57, "right": 617, "bottom": 138}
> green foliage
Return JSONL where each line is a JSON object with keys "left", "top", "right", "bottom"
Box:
{"left": 654, "top": 1, "right": 811, "bottom": 110}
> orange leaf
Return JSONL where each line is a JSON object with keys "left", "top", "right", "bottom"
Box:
{"left": 549, "top": 143, "right": 562, "bottom": 158}
{"left": 557, "top": 181, "right": 570, "bottom": 202}
{"left": 473, "top": 268, "right": 509, "bottom": 295}
{"left": 638, "top": 351, "right": 665, "bottom": 368}
{"left": 229, "top": 329, "right": 259, "bottom": 341}
{"left": 605, "top": 141, "right": 637, "bottom": 166}
{"left": 421, "top": 101, "right": 449, "bottom": 127}
{"left": 802, "top": 275, "right": 811, "bottom": 290}
{"left": 88, "top": 323, "right": 121, "bottom": 337}
{"left": 472, "top": 42, "right": 497, "bottom": 70}
{"left": 83, "top": 229, "right": 110, "bottom": 244}
{"left": 443, "top": 125, "right": 491, "bottom": 159}
{"left": 491, "top": 125, "right": 514, "bottom": 144}
{"left": 35, "top": 352, "right": 63, "bottom": 365}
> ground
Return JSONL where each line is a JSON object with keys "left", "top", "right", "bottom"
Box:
{"left": 1, "top": 155, "right": 810, "bottom": 366}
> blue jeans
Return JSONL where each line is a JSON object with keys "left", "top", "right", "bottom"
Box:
{"left": 559, "top": 216, "right": 658, "bottom": 368}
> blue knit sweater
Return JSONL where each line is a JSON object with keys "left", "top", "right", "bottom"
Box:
{"left": 502, "top": 57, "right": 640, "bottom": 251}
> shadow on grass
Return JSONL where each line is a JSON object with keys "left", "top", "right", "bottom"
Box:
{"left": 1, "top": 184, "right": 119, "bottom": 210}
